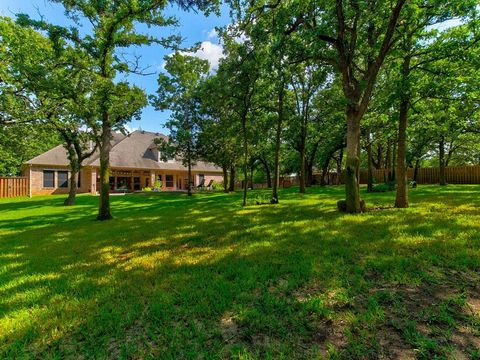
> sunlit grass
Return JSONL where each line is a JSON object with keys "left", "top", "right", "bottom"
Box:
{"left": 0, "top": 185, "right": 479, "bottom": 359}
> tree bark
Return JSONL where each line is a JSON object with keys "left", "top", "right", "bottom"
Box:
{"left": 97, "top": 120, "right": 112, "bottom": 220}
{"left": 299, "top": 138, "right": 306, "bottom": 193}
{"left": 271, "top": 78, "right": 284, "bottom": 204}
{"left": 222, "top": 165, "right": 229, "bottom": 192}
{"left": 344, "top": 110, "right": 361, "bottom": 213}
{"left": 64, "top": 144, "right": 79, "bottom": 206}
{"left": 439, "top": 135, "right": 446, "bottom": 186}
{"left": 320, "top": 158, "right": 330, "bottom": 186}
{"left": 242, "top": 111, "right": 248, "bottom": 206}
{"left": 367, "top": 131, "right": 374, "bottom": 193}
{"left": 395, "top": 54, "right": 411, "bottom": 208}
{"left": 229, "top": 165, "right": 236, "bottom": 192}
{"left": 187, "top": 158, "right": 192, "bottom": 196}
{"left": 413, "top": 159, "right": 420, "bottom": 182}
{"left": 336, "top": 148, "right": 343, "bottom": 185}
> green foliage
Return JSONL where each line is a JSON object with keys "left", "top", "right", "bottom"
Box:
{"left": 372, "top": 181, "right": 397, "bottom": 193}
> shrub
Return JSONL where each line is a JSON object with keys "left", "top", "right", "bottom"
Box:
{"left": 211, "top": 181, "right": 224, "bottom": 191}
{"left": 372, "top": 181, "right": 396, "bottom": 192}
{"left": 154, "top": 180, "right": 162, "bottom": 189}
{"left": 142, "top": 187, "right": 152, "bottom": 192}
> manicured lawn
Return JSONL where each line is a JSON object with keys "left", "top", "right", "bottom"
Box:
{"left": 1, "top": 186, "right": 479, "bottom": 359}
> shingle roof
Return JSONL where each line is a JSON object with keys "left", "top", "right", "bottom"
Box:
{"left": 25, "top": 132, "right": 126, "bottom": 167}
{"left": 25, "top": 130, "right": 222, "bottom": 173}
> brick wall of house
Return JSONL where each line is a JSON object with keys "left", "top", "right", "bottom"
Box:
{"left": 26, "top": 166, "right": 92, "bottom": 196}
{"left": 195, "top": 172, "right": 224, "bottom": 187}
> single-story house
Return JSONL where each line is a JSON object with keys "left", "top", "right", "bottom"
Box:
{"left": 22, "top": 130, "right": 223, "bottom": 196}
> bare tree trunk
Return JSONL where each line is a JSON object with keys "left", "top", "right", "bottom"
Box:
{"left": 271, "top": 79, "right": 284, "bottom": 204}
{"left": 367, "top": 131, "right": 374, "bottom": 193}
{"left": 187, "top": 158, "right": 192, "bottom": 196}
{"left": 413, "top": 159, "right": 420, "bottom": 182}
{"left": 65, "top": 166, "right": 79, "bottom": 206}
{"left": 344, "top": 110, "right": 361, "bottom": 213}
{"left": 241, "top": 112, "right": 248, "bottom": 206}
{"left": 97, "top": 120, "right": 112, "bottom": 220}
{"left": 320, "top": 158, "right": 330, "bottom": 186}
{"left": 299, "top": 138, "right": 306, "bottom": 193}
{"left": 229, "top": 165, "right": 236, "bottom": 192}
{"left": 395, "top": 54, "right": 411, "bottom": 208}
{"left": 439, "top": 135, "right": 446, "bottom": 186}
{"left": 222, "top": 165, "right": 229, "bottom": 193}
{"left": 336, "top": 148, "right": 343, "bottom": 185}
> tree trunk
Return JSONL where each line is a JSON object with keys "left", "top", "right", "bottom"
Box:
{"left": 344, "top": 110, "right": 361, "bottom": 213}
{"left": 395, "top": 54, "right": 411, "bottom": 208}
{"left": 320, "top": 158, "right": 330, "bottom": 186}
{"left": 187, "top": 158, "right": 192, "bottom": 196}
{"left": 439, "top": 135, "right": 446, "bottom": 186}
{"left": 97, "top": 120, "right": 112, "bottom": 220}
{"left": 385, "top": 139, "right": 392, "bottom": 182}
{"left": 222, "top": 165, "right": 229, "bottom": 193}
{"left": 336, "top": 148, "right": 343, "bottom": 185}
{"left": 299, "top": 138, "right": 306, "bottom": 193}
{"left": 250, "top": 160, "right": 254, "bottom": 189}
{"left": 259, "top": 157, "right": 272, "bottom": 188}
{"left": 242, "top": 111, "right": 248, "bottom": 206}
{"left": 271, "top": 79, "right": 284, "bottom": 204}
{"left": 229, "top": 165, "right": 236, "bottom": 192}
{"left": 413, "top": 159, "right": 420, "bottom": 182}
{"left": 367, "top": 131, "right": 374, "bottom": 193}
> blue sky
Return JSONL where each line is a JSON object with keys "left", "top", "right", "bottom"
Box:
{"left": 0, "top": 0, "right": 230, "bottom": 133}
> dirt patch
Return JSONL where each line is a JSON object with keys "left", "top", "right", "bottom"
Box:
{"left": 220, "top": 312, "right": 239, "bottom": 344}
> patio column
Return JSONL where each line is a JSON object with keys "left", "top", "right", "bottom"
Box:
{"left": 150, "top": 172, "right": 155, "bottom": 188}
{"left": 91, "top": 168, "right": 97, "bottom": 194}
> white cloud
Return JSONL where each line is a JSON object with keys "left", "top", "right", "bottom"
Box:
{"left": 207, "top": 28, "right": 218, "bottom": 39}
{"left": 183, "top": 41, "right": 224, "bottom": 71}
{"left": 124, "top": 124, "right": 139, "bottom": 134}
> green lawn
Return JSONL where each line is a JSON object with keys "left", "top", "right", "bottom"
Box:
{"left": 1, "top": 186, "right": 479, "bottom": 359}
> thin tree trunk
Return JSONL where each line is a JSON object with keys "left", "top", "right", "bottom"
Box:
{"left": 271, "top": 79, "right": 284, "bottom": 204}
{"left": 299, "top": 138, "right": 306, "bottom": 193}
{"left": 395, "top": 54, "right": 411, "bottom": 208}
{"left": 222, "top": 165, "right": 229, "bottom": 193}
{"left": 229, "top": 165, "right": 236, "bottom": 192}
{"left": 242, "top": 112, "right": 248, "bottom": 206}
{"left": 259, "top": 157, "right": 272, "bottom": 188}
{"left": 439, "top": 135, "right": 446, "bottom": 186}
{"left": 413, "top": 159, "right": 420, "bottom": 182}
{"left": 336, "top": 148, "right": 343, "bottom": 185}
{"left": 320, "top": 158, "right": 330, "bottom": 186}
{"left": 385, "top": 139, "right": 392, "bottom": 182}
{"left": 187, "top": 158, "right": 192, "bottom": 196}
{"left": 250, "top": 160, "right": 254, "bottom": 189}
{"left": 367, "top": 131, "right": 374, "bottom": 193}
{"left": 344, "top": 110, "right": 361, "bottom": 213}
{"left": 97, "top": 120, "right": 112, "bottom": 220}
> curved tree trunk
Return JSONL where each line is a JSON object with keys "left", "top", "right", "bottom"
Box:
{"left": 413, "top": 159, "right": 420, "bottom": 182}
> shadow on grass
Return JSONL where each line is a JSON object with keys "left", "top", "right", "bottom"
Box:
{"left": 0, "top": 185, "right": 479, "bottom": 358}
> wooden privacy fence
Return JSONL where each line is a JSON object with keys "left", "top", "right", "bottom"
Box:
{"left": 0, "top": 177, "right": 29, "bottom": 198}
{"left": 362, "top": 165, "right": 480, "bottom": 184}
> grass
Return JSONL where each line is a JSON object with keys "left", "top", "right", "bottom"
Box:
{"left": 0, "top": 185, "right": 479, "bottom": 359}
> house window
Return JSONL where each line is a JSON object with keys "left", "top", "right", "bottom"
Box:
{"left": 165, "top": 175, "right": 174, "bottom": 187}
{"left": 43, "top": 170, "right": 54, "bottom": 188}
{"left": 58, "top": 171, "right": 68, "bottom": 188}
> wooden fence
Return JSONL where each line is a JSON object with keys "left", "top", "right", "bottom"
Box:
{"left": 0, "top": 177, "right": 29, "bottom": 198}
{"left": 360, "top": 165, "right": 480, "bottom": 185}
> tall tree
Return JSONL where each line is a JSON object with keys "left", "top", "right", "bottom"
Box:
{"left": 152, "top": 53, "right": 209, "bottom": 196}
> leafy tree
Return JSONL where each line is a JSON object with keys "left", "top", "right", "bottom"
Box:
{"left": 151, "top": 53, "right": 209, "bottom": 196}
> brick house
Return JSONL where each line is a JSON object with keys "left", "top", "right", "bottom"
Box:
{"left": 22, "top": 130, "right": 223, "bottom": 196}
